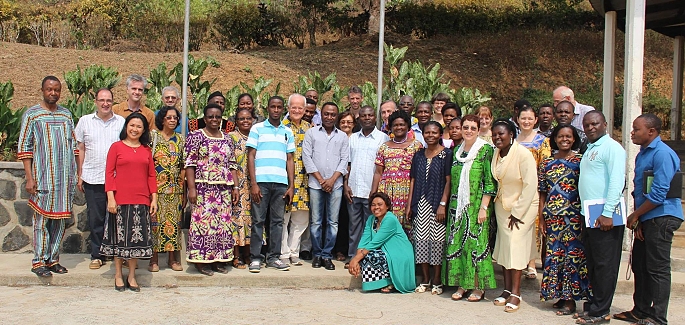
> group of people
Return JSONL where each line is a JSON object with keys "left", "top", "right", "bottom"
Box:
{"left": 19, "top": 75, "right": 682, "bottom": 325}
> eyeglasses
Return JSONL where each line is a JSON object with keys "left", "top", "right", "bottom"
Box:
{"left": 165, "top": 116, "right": 179, "bottom": 120}
{"left": 205, "top": 115, "right": 222, "bottom": 120}
{"left": 96, "top": 99, "right": 113, "bottom": 104}
{"left": 236, "top": 117, "right": 253, "bottom": 121}
{"left": 463, "top": 126, "right": 478, "bottom": 131}
{"left": 164, "top": 96, "right": 178, "bottom": 100}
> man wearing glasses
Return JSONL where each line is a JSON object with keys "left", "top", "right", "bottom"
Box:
{"left": 75, "top": 88, "right": 125, "bottom": 270}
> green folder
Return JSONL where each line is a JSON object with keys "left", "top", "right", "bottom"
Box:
{"left": 643, "top": 170, "right": 683, "bottom": 198}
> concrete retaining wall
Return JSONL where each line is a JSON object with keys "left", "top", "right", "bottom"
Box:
{"left": 0, "top": 162, "right": 88, "bottom": 254}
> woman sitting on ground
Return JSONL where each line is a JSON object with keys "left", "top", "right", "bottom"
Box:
{"left": 348, "top": 192, "right": 416, "bottom": 293}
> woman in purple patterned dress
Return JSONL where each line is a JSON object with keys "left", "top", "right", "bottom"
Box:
{"left": 185, "top": 104, "right": 239, "bottom": 276}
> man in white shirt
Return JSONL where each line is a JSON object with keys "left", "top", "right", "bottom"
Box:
{"left": 343, "top": 106, "right": 389, "bottom": 266}
{"left": 75, "top": 88, "right": 125, "bottom": 269}
{"left": 553, "top": 86, "right": 595, "bottom": 131}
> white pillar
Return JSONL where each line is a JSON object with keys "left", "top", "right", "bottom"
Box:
{"left": 622, "top": 0, "right": 646, "bottom": 249}
{"left": 375, "top": 0, "right": 386, "bottom": 128}
{"left": 671, "top": 36, "right": 684, "bottom": 141}
{"left": 603, "top": 11, "right": 617, "bottom": 129}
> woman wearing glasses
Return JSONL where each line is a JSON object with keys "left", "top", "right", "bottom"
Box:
{"left": 184, "top": 104, "right": 239, "bottom": 276}
{"left": 148, "top": 106, "right": 186, "bottom": 272}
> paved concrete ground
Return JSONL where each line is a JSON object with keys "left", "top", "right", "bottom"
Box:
{"left": 2, "top": 286, "right": 685, "bottom": 325}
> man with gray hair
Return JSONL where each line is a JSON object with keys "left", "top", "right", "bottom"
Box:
{"left": 552, "top": 86, "right": 595, "bottom": 131}
{"left": 112, "top": 74, "right": 156, "bottom": 128}
{"left": 162, "top": 86, "right": 180, "bottom": 108}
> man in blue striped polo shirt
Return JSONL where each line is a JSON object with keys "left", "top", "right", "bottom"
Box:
{"left": 246, "top": 96, "right": 295, "bottom": 273}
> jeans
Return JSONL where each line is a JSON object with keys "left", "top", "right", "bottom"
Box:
{"left": 632, "top": 216, "right": 682, "bottom": 325}
{"left": 84, "top": 183, "right": 107, "bottom": 261}
{"left": 250, "top": 182, "right": 287, "bottom": 263}
{"left": 582, "top": 226, "right": 625, "bottom": 317}
{"left": 347, "top": 196, "right": 371, "bottom": 257}
{"left": 309, "top": 187, "right": 343, "bottom": 259}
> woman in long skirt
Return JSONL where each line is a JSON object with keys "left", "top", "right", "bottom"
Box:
{"left": 102, "top": 113, "right": 157, "bottom": 292}
{"left": 185, "top": 104, "right": 239, "bottom": 276}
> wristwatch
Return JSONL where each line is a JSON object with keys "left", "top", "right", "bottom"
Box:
{"left": 480, "top": 204, "right": 488, "bottom": 210}
{"left": 439, "top": 201, "right": 446, "bottom": 206}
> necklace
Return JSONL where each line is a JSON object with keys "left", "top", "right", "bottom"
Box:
{"left": 238, "top": 130, "right": 249, "bottom": 139}
{"left": 392, "top": 136, "right": 407, "bottom": 144}
{"left": 124, "top": 141, "right": 141, "bottom": 153}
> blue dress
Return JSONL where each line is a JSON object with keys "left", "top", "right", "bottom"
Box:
{"left": 538, "top": 154, "right": 592, "bottom": 301}
{"left": 358, "top": 212, "right": 416, "bottom": 293}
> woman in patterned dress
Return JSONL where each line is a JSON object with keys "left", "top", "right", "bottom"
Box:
{"left": 347, "top": 192, "right": 416, "bottom": 293}
{"left": 406, "top": 121, "right": 452, "bottom": 295}
{"left": 371, "top": 110, "right": 423, "bottom": 235}
{"left": 228, "top": 108, "right": 255, "bottom": 269}
{"left": 185, "top": 104, "right": 239, "bottom": 276}
{"left": 443, "top": 115, "right": 497, "bottom": 302}
{"left": 538, "top": 124, "right": 591, "bottom": 315}
{"left": 102, "top": 113, "right": 157, "bottom": 292}
{"left": 516, "top": 105, "right": 551, "bottom": 279}
{"left": 148, "top": 106, "right": 185, "bottom": 272}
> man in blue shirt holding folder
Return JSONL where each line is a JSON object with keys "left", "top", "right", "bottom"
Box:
{"left": 614, "top": 114, "right": 683, "bottom": 325}
{"left": 577, "top": 111, "right": 626, "bottom": 324}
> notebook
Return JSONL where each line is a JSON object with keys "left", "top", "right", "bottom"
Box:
{"left": 643, "top": 170, "right": 682, "bottom": 198}
{"left": 582, "top": 197, "right": 626, "bottom": 228}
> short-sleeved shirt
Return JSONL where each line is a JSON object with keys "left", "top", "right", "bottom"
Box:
{"left": 348, "top": 128, "right": 389, "bottom": 198}
{"left": 112, "top": 102, "right": 156, "bottom": 130}
{"left": 246, "top": 119, "right": 295, "bottom": 185}
{"left": 75, "top": 113, "right": 125, "bottom": 184}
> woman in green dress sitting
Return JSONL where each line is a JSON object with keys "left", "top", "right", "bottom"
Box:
{"left": 347, "top": 192, "right": 416, "bottom": 293}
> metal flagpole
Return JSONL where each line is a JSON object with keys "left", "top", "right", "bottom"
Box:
{"left": 181, "top": 0, "right": 190, "bottom": 135}
{"left": 376, "top": 0, "right": 386, "bottom": 128}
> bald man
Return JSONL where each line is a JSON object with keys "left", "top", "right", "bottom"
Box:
{"left": 552, "top": 86, "right": 595, "bottom": 131}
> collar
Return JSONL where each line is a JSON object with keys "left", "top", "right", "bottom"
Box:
{"left": 264, "top": 119, "right": 286, "bottom": 129}
{"left": 356, "top": 127, "right": 380, "bottom": 139}
{"left": 588, "top": 133, "right": 609, "bottom": 147}
{"left": 574, "top": 101, "right": 581, "bottom": 115}
{"left": 93, "top": 112, "right": 116, "bottom": 122}
{"left": 642, "top": 135, "right": 662, "bottom": 151}
{"left": 317, "top": 125, "right": 340, "bottom": 134}
{"left": 411, "top": 123, "right": 422, "bottom": 132}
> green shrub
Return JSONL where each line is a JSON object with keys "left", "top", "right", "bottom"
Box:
{"left": 63, "top": 64, "right": 119, "bottom": 124}
{"left": 0, "top": 80, "right": 26, "bottom": 158}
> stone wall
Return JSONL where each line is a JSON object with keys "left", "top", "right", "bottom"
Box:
{"left": 0, "top": 162, "right": 89, "bottom": 254}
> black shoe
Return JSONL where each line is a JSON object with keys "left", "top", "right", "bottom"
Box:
{"left": 31, "top": 266, "right": 52, "bottom": 277}
{"left": 48, "top": 263, "right": 68, "bottom": 274}
{"left": 312, "top": 256, "right": 322, "bottom": 268}
{"left": 323, "top": 258, "right": 335, "bottom": 270}
{"left": 114, "top": 277, "right": 126, "bottom": 292}
{"left": 300, "top": 250, "right": 312, "bottom": 261}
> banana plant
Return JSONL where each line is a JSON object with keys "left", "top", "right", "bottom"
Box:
{"left": 292, "top": 71, "right": 337, "bottom": 101}
{"left": 145, "top": 62, "right": 175, "bottom": 111}
{"left": 453, "top": 87, "right": 492, "bottom": 115}
{"left": 64, "top": 64, "right": 119, "bottom": 102}
{"left": 0, "top": 81, "right": 26, "bottom": 154}
{"left": 173, "top": 55, "right": 220, "bottom": 118}
{"left": 223, "top": 85, "right": 242, "bottom": 118}
{"left": 64, "top": 98, "right": 96, "bottom": 126}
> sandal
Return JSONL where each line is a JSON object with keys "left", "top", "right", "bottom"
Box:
{"left": 431, "top": 284, "right": 443, "bottom": 295}
{"left": 575, "top": 314, "right": 610, "bottom": 324}
{"left": 573, "top": 311, "right": 590, "bottom": 319}
{"left": 168, "top": 261, "right": 183, "bottom": 271}
{"left": 48, "top": 263, "right": 68, "bottom": 274}
{"left": 212, "top": 262, "right": 229, "bottom": 274}
{"left": 148, "top": 263, "right": 159, "bottom": 272}
{"left": 552, "top": 299, "right": 566, "bottom": 309}
{"left": 380, "top": 285, "right": 395, "bottom": 293}
{"left": 415, "top": 283, "right": 430, "bottom": 293}
{"left": 525, "top": 266, "right": 537, "bottom": 279}
{"left": 557, "top": 305, "right": 577, "bottom": 316}
{"left": 467, "top": 289, "right": 484, "bottom": 302}
{"left": 232, "top": 259, "right": 246, "bottom": 269}
{"left": 504, "top": 294, "right": 522, "bottom": 313}
{"left": 344, "top": 262, "right": 350, "bottom": 269}
{"left": 31, "top": 266, "right": 52, "bottom": 277}
{"left": 336, "top": 252, "right": 347, "bottom": 261}
{"left": 493, "top": 290, "right": 511, "bottom": 306}
{"left": 196, "top": 264, "right": 214, "bottom": 276}
{"left": 631, "top": 317, "right": 659, "bottom": 325}
{"left": 613, "top": 310, "right": 641, "bottom": 323}
{"left": 451, "top": 287, "right": 467, "bottom": 301}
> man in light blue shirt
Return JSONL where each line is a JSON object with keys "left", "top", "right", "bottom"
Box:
{"left": 246, "top": 96, "right": 295, "bottom": 273}
{"left": 616, "top": 114, "right": 683, "bottom": 325}
{"left": 302, "top": 102, "right": 349, "bottom": 271}
{"left": 343, "top": 106, "right": 389, "bottom": 263}
{"left": 577, "top": 111, "right": 626, "bottom": 323}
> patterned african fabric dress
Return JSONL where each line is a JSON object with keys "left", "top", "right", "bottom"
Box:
{"left": 374, "top": 140, "right": 423, "bottom": 232}
{"left": 17, "top": 104, "right": 78, "bottom": 218}
{"left": 443, "top": 143, "right": 498, "bottom": 289}
{"left": 282, "top": 118, "right": 311, "bottom": 212}
{"left": 228, "top": 130, "right": 252, "bottom": 246}
{"left": 538, "top": 154, "right": 592, "bottom": 301}
{"left": 409, "top": 148, "right": 452, "bottom": 266}
{"left": 519, "top": 132, "right": 551, "bottom": 257}
{"left": 184, "top": 129, "right": 237, "bottom": 263}
{"left": 150, "top": 130, "right": 185, "bottom": 253}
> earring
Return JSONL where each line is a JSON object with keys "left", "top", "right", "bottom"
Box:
{"left": 510, "top": 138, "right": 513, "bottom": 145}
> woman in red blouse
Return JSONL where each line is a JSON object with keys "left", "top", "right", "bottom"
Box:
{"left": 101, "top": 112, "right": 158, "bottom": 292}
